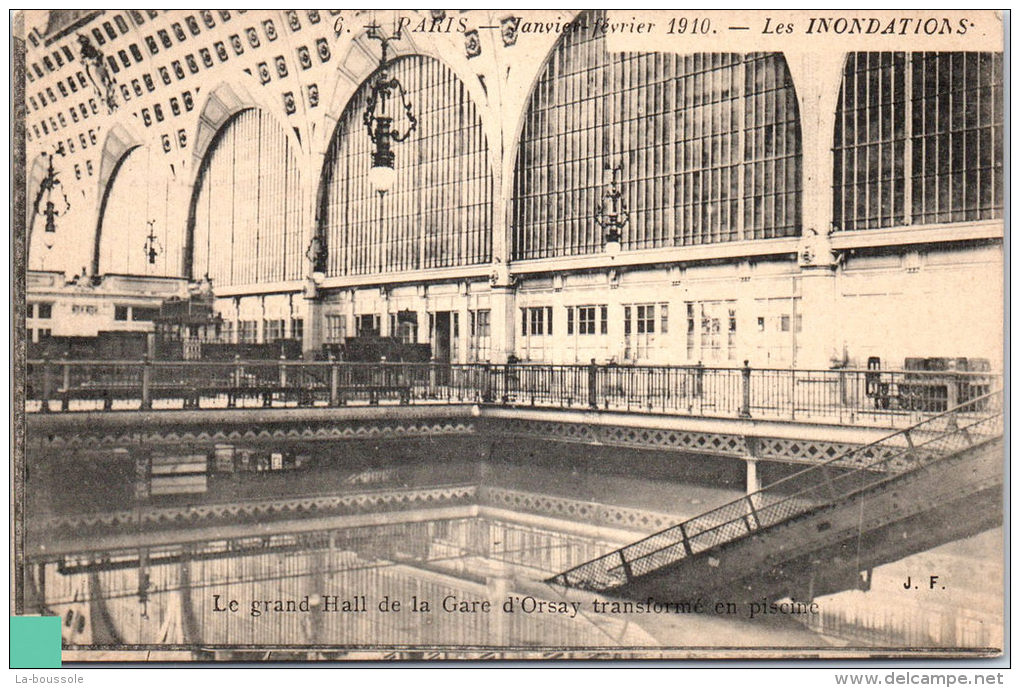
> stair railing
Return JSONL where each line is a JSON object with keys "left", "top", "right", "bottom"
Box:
{"left": 548, "top": 390, "right": 1002, "bottom": 592}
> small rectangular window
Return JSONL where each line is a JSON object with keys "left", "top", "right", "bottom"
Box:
{"left": 114, "top": 305, "right": 129, "bottom": 321}
{"left": 38, "top": 303, "right": 53, "bottom": 319}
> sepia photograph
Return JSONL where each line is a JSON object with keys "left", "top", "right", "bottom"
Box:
{"left": 10, "top": 8, "right": 1006, "bottom": 665}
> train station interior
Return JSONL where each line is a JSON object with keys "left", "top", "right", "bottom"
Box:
{"left": 16, "top": 10, "right": 1004, "bottom": 659}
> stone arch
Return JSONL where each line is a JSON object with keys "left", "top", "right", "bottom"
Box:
{"left": 183, "top": 78, "right": 303, "bottom": 280}
{"left": 91, "top": 122, "right": 146, "bottom": 275}
{"left": 315, "top": 52, "right": 494, "bottom": 276}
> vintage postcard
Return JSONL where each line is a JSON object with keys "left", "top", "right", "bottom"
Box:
{"left": 12, "top": 9, "right": 1005, "bottom": 663}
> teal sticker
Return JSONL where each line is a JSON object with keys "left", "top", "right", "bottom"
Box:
{"left": 10, "top": 616, "right": 62, "bottom": 668}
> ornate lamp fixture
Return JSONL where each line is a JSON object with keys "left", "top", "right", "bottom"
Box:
{"left": 305, "top": 234, "right": 327, "bottom": 285}
{"left": 143, "top": 219, "right": 163, "bottom": 265}
{"left": 595, "top": 163, "right": 628, "bottom": 257}
{"left": 363, "top": 21, "right": 417, "bottom": 196}
{"left": 33, "top": 152, "right": 71, "bottom": 238}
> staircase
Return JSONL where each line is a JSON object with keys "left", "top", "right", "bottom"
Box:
{"left": 548, "top": 391, "right": 1003, "bottom": 600}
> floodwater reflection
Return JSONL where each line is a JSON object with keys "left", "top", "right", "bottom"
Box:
{"left": 43, "top": 516, "right": 671, "bottom": 648}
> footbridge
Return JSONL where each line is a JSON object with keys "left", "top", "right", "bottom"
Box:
{"left": 547, "top": 392, "right": 1003, "bottom": 604}
{"left": 24, "top": 360, "right": 1001, "bottom": 475}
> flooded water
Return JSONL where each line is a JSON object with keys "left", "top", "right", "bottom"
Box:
{"left": 26, "top": 439, "right": 1003, "bottom": 657}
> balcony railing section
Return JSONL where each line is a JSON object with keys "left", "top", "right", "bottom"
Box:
{"left": 25, "top": 359, "right": 1000, "bottom": 429}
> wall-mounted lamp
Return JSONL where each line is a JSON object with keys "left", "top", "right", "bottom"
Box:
{"left": 595, "top": 163, "right": 628, "bottom": 258}
{"left": 306, "top": 234, "right": 327, "bottom": 285}
{"left": 34, "top": 152, "right": 70, "bottom": 238}
{"left": 143, "top": 219, "right": 162, "bottom": 265}
{"left": 363, "top": 21, "right": 417, "bottom": 197}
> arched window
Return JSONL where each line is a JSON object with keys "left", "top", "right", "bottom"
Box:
{"left": 512, "top": 11, "right": 801, "bottom": 260}
{"left": 833, "top": 52, "right": 1003, "bottom": 231}
{"left": 190, "top": 108, "right": 303, "bottom": 286}
{"left": 96, "top": 147, "right": 179, "bottom": 276}
{"left": 319, "top": 55, "right": 492, "bottom": 276}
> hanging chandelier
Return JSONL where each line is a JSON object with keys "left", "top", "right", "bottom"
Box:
{"left": 363, "top": 21, "right": 417, "bottom": 196}
{"left": 595, "top": 163, "right": 628, "bottom": 257}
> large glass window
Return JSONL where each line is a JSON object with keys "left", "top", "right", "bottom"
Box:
{"left": 512, "top": 10, "right": 801, "bottom": 260}
{"left": 833, "top": 52, "right": 1003, "bottom": 231}
{"left": 190, "top": 108, "right": 304, "bottom": 286}
{"left": 320, "top": 55, "right": 492, "bottom": 276}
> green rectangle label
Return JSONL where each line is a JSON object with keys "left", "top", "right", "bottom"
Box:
{"left": 10, "top": 616, "right": 62, "bottom": 669}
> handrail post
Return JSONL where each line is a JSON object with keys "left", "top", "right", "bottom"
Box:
{"left": 141, "top": 354, "right": 152, "bottom": 410}
{"left": 60, "top": 354, "right": 71, "bottom": 412}
{"left": 502, "top": 361, "right": 511, "bottom": 405}
{"left": 739, "top": 360, "right": 752, "bottom": 419}
{"left": 678, "top": 522, "right": 694, "bottom": 557}
{"left": 228, "top": 353, "right": 241, "bottom": 408}
{"left": 618, "top": 550, "right": 634, "bottom": 583}
{"left": 482, "top": 363, "right": 493, "bottom": 403}
{"left": 329, "top": 354, "right": 339, "bottom": 407}
{"left": 745, "top": 495, "right": 761, "bottom": 530}
{"left": 40, "top": 357, "right": 52, "bottom": 413}
{"left": 903, "top": 429, "right": 922, "bottom": 467}
{"left": 588, "top": 359, "right": 598, "bottom": 410}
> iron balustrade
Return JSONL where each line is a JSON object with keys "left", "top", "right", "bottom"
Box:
{"left": 25, "top": 358, "right": 1000, "bottom": 428}
{"left": 546, "top": 390, "right": 1003, "bottom": 592}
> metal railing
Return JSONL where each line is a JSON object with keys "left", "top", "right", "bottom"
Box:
{"left": 25, "top": 358, "right": 999, "bottom": 428}
{"left": 546, "top": 390, "right": 1003, "bottom": 592}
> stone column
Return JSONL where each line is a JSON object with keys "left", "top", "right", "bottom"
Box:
{"left": 746, "top": 457, "right": 760, "bottom": 495}
{"left": 784, "top": 50, "right": 847, "bottom": 369}
{"left": 301, "top": 290, "right": 324, "bottom": 359}
{"left": 487, "top": 261, "right": 517, "bottom": 364}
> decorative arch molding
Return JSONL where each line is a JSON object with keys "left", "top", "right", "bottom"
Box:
{"left": 316, "top": 18, "right": 491, "bottom": 161}
{"left": 91, "top": 122, "right": 146, "bottom": 276}
{"left": 500, "top": 9, "right": 584, "bottom": 204}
